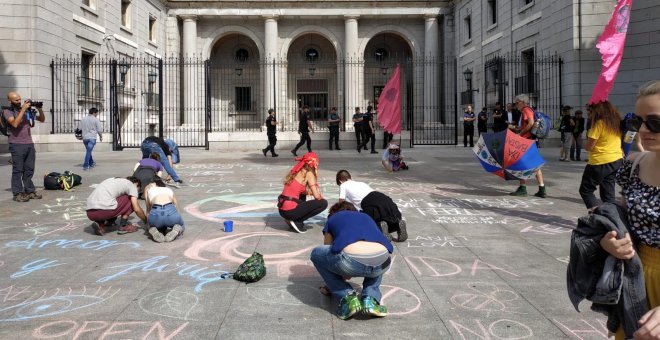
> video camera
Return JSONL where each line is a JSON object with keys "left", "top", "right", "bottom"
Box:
{"left": 27, "top": 100, "right": 43, "bottom": 108}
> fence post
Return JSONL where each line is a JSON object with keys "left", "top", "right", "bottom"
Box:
{"left": 50, "top": 60, "right": 55, "bottom": 134}
{"left": 110, "top": 59, "right": 121, "bottom": 151}
{"left": 158, "top": 58, "right": 164, "bottom": 138}
{"left": 205, "top": 59, "right": 211, "bottom": 150}
{"left": 454, "top": 57, "right": 458, "bottom": 146}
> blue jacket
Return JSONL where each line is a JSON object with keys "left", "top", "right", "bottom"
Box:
{"left": 567, "top": 203, "right": 648, "bottom": 339}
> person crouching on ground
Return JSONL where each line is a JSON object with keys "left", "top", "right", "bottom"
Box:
{"left": 144, "top": 179, "right": 184, "bottom": 243}
{"left": 278, "top": 151, "right": 328, "bottom": 233}
{"left": 381, "top": 143, "right": 408, "bottom": 172}
{"left": 86, "top": 176, "right": 147, "bottom": 236}
{"left": 310, "top": 201, "right": 393, "bottom": 320}
{"left": 336, "top": 169, "right": 408, "bottom": 242}
{"left": 133, "top": 152, "right": 165, "bottom": 198}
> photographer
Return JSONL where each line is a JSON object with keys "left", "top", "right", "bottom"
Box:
{"left": 3, "top": 92, "right": 46, "bottom": 202}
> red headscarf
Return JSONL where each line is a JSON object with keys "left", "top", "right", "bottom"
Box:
{"left": 290, "top": 151, "right": 319, "bottom": 175}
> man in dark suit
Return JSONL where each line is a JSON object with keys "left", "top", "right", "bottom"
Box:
{"left": 491, "top": 102, "right": 506, "bottom": 132}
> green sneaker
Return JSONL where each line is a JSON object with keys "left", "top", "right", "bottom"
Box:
{"left": 509, "top": 186, "right": 527, "bottom": 196}
{"left": 336, "top": 292, "right": 361, "bottom": 320}
{"left": 361, "top": 295, "right": 388, "bottom": 317}
{"left": 534, "top": 186, "right": 547, "bottom": 198}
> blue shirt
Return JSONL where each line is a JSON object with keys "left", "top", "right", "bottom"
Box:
{"left": 322, "top": 211, "right": 394, "bottom": 254}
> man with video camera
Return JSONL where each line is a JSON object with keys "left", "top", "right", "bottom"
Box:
{"left": 3, "top": 91, "right": 46, "bottom": 202}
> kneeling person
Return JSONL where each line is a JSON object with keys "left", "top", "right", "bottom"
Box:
{"left": 144, "top": 179, "right": 184, "bottom": 243}
{"left": 86, "top": 177, "right": 147, "bottom": 236}
{"left": 336, "top": 170, "right": 407, "bottom": 242}
{"left": 310, "top": 202, "right": 393, "bottom": 320}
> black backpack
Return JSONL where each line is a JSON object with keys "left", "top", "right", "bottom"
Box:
{"left": 1, "top": 106, "right": 14, "bottom": 137}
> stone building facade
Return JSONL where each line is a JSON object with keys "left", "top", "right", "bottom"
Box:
{"left": 1, "top": 0, "right": 659, "bottom": 149}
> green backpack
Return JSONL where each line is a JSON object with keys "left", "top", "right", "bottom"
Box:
{"left": 233, "top": 252, "right": 266, "bottom": 283}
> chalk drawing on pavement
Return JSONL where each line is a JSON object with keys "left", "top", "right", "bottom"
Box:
{"left": 450, "top": 282, "right": 526, "bottom": 316}
{"left": 138, "top": 287, "right": 199, "bottom": 321}
{"left": 0, "top": 286, "right": 120, "bottom": 322}
{"left": 186, "top": 192, "right": 327, "bottom": 227}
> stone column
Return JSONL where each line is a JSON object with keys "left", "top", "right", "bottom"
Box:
{"left": 344, "top": 15, "right": 360, "bottom": 126}
{"left": 424, "top": 14, "right": 439, "bottom": 125}
{"left": 264, "top": 15, "right": 278, "bottom": 111}
{"left": 181, "top": 15, "right": 198, "bottom": 126}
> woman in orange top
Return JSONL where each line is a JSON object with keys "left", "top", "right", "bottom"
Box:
{"left": 278, "top": 152, "right": 328, "bottom": 233}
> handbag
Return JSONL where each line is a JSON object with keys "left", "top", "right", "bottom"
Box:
{"left": 74, "top": 128, "right": 83, "bottom": 140}
{"left": 233, "top": 252, "right": 266, "bottom": 283}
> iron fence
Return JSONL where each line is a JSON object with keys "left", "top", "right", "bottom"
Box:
{"left": 484, "top": 53, "right": 563, "bottom": 127}
{"left": 52, "top": 54, "right": 459, "bottom": 148}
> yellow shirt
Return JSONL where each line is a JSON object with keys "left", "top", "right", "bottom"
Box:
{"left": 587, "top": 120, "right": 622, "bottom": 165}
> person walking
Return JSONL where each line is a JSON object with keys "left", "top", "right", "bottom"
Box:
{"left": 509, "top": 94, "right": 547, "bottom": 198}
{"left": 3, "top": 92, "right": 46, "bottom": 202}
{"left": 559, "top": 106, "right": 574, "bottom": 162}
{"left": 277, "top": 152, "right": 328, "bottom": 233}
{"left": 291, "top": 105, "right": 314, "bottom": 157}
{"left": 463, "top": 105, "right": 475, "bottom": 147}
{"left": 310, "top": 201, "right": 392, "bottom": 320}
{"left": 570, "top": 110, "right": 586, "bottom": 161}
{"left": 578, "top": 100, "right": 624, "bottom": 212}
{"left": 358, "top": 106, "right": 377, "bottom": 153}
{"left": 78, "top": 107, "right": 103, "bottom": 170}
{"left": 327, "top": 107, "right": 341, "bottom": 150}
{"left": 599, "top": 80, "right": 660, "bottom": 339}
{"left": 352, "top": 107, "right": 365, "bottom": 151}
{"left": 262, "top": 108, "right": 279, "bottom": 157}
{"left": 477, "top": 107, "right": 488, "bottom": 136}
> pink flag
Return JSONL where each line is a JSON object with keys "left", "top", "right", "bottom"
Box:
{"left": 377, "top": 64, "right": 402, "bottom": 134}
{"left": 589, "top": 0, "right": 633, "bottom": 104}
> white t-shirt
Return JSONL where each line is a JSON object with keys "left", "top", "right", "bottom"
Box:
{"left": 86, "top": 178, "right": 139, "bottom": 210}
{"left": 339, "top": 180, "right": 374, "bottom": 211}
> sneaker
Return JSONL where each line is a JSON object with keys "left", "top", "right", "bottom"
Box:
{"left": 534, "top": 186, "right": 547, "bottom": 198}
{"left": 13, "top": 193, "right": 30, "bottom": 202}
{"left": 397, "top": 220, "right": 408, "bottom": 242}
{"left": 92, "top": 222, "right": 106, "bottom": 236}
{"left": 336, "top": 292, "right": 361, "bottom": 320}
{"left": 168, "top": 181, "right": 181, "bottom": 189}
{"left": 117, "top": 224, "right": 139, "bottom": 234}
{"left": 90, "top": 162, "right": 97, "bottom": 168}
{"left": 509, "top": 186, "right": 527, "bottom": 196}
{"left": 272, "top": 153, "right": 279, "bottom": 157}
{"left": 361, "top": 295, "right": 388, "bottom": 318}
{"left": 82, "top": 167, "right": 90, "bottom": 171}
{"left": 26, "top": 192, "right": 42, "bottom": 199}
{"left": 379, "top": 221, "right": 392, "bottom": 241}
{"left": 165, "top": 224, "right": 183, "bottom": 242}
{"left": 262, "top": 148, "right": 268, "bottom": 157}
{"left": 285, "top": 219, "right": 306, "bottom": 233}
{"left": 149, "top": 227, "right": 165, "bottom": 243}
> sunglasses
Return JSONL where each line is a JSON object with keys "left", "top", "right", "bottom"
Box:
{"left": 628, "top": 115, "right": 660, "bottom": 133}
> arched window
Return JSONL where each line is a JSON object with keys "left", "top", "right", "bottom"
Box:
{"left": 374, "top": 48, "right": 388, "bottom": 61}
{"left": 235, "top": 48, "right": 249, "bottom": 62}
{"left": 305, "top": 48, "right": 319, "bottom": 62}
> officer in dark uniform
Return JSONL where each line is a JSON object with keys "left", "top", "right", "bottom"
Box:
{"left": 292, "top": 105, "right": 314, "bottom": 157}
{"left": 262, "top": 108, "right": 278, "bottom": 157}
{"left": 352, "top": 107, "right": 364, "bottom": 150}
{"left": 358, "top": 105, "right": 377, "bottom": 153}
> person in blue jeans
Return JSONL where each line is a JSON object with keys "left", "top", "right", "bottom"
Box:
{"left": 78, "top": 107, "right": 103, "bottom": 170}
{"left": 144, "top": 179, "right": 184, "bottom": 242}
{"left": 310, "top": 201, "right": 393, "bottom": 320}
{"left": 140, "top": 136, "right": 182, "bottom": 186}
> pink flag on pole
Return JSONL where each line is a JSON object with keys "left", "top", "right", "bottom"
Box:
{"left": 589, "top": 0, "right": 633, "bottom": 104}
{"left": 377, "top": 64, "right": 402, "bottom": 134}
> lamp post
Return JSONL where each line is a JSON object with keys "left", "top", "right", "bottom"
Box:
{"left": 463, "top": 68, "right": 479, "bottom": 103}
{"left": 148, "top": 71, "right": 158, "bottom": 84}
{"left": 118, "top": 61, "right": 130, "bottom": 84}
{"left": 235, "top": 68, "right": 243, "bottom": 77}
{"left": 308, "top": 67, "right": 316, "bottom": 77}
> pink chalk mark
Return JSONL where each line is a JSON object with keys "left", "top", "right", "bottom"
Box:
{"left": 379, "top": 285, "right": 421, "bottom": 316}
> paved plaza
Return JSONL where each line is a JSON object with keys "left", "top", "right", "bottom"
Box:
{"left": 0, "top": 145, "right": 611, "bottom": 339}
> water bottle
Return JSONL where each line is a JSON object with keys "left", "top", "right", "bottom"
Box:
{"left": 622, "top": 112, "right": 636, "bottom": 156}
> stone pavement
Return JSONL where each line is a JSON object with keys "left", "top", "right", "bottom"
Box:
{"left": 0, "top": 145, "right": 610, "bottom": 340}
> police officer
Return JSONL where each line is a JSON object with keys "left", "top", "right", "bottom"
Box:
{"left": 262, "top": 108, "right": 278, "bottom": 157}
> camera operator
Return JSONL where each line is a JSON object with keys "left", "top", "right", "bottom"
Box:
{"left": 3, "top": 91, "right": 46, "bottom": 202}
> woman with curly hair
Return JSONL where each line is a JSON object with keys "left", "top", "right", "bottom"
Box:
{"left": 579, "top": 100, "right": 624, "bottom": 211}
{"left": 277, "top": 152, "right": 328, "bottom": 233}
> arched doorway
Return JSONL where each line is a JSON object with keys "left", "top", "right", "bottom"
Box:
{"left": 363, "top": 33, "right": 413, "bottom": 130}
{"left": 209, "top": 34, "right": 262, "bottom": 131}
{"left": 284, "top": 33, "right": 338, "bottom": 130}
